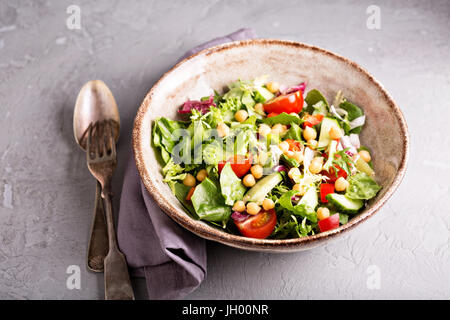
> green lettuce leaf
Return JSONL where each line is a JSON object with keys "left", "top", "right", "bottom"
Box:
{"left": 202, "top": 140, "right": 224, "bottom": 165}
{"left": 219, "top": 163, "right": 246, "bottom": 205}
{"left": 285, "top": 123, "right": 303, "bottom": 141}
{"left": 345, "top": 172, "right": 381, "bottom": 200}
{"left": 170, "top": 182, "right": 197, "bottom": 217}
{"left": 262, "top": 112, "right": 303, "bottom": 125}
{"left": 304, "top": 89, "right": 329, "bottom": 113}
{"left": 162, "top": 159, "right": 186, "bottom": 182}
{"left": 152, "top": 117, "right": 186, "bottom": 163}
{"left": 277, "top": 190, "right": 317, "bottom": 222}
{"left": 191, "top": 178, "right": 231, "bottom": 222}
{"left": 339, "top": 101, "right": 364, "bottom": 134}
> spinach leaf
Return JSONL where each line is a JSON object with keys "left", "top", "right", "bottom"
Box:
{"left": 285, "top": 123, "right": 303, "bottom": 141}
{"left": 219, "top": 163, "right": 246, "bottom": 205}
{"left": 311, "top": 100, "right": 328, "bottom": 115}
{"left": 339, "top": 101, "right": 364, "bottom": 134}
{"left": 304, "top": 89, "right": 329, "bottom": 113}
{"left": 170, "top": 182, "right": 197, "bottom": 217}
{"left": 262, "top": 112, "right": 303, "bottom": 125}
{"left": 278, "top": 190, "right": 297, "bottom": 211}
{"left": 191, "top": 178, "right": 231, "bottom": 222}
{"left": 345, "top": 172, "right": 381, "bottom": 200}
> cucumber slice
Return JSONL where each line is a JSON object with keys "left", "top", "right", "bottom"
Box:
{"left": 298, "top": 187, "right": 318, "bottom": 211}
{"left": 256, "top": 86, "right": 275, "bottom": 102}
{"left": 318, "top": 117, "right": 341, "bottom": 148}
{"left": 243, "top": 172, "right": 282, "bottom": 204}
{"left": 326, "top": 193, "right": 364, "bottom": 214}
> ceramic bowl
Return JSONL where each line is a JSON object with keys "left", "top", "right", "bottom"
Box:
{"left": 132, "top": 39, "right": 409, "bottom": 252}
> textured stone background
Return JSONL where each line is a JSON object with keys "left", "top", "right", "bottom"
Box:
{"left": 0, "top": 0, "right": 449, "bottom": 299}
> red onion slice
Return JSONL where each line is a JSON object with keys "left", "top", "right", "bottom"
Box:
{"left": 279, "top": 82, "right": 307, "bottom": 96}
{"left": 178, "top": 94, "right": 215, "bottom": 114}
{"left": 231, "top": 211, "right": 250, "bottom": 222}
{"left": 273, "top": 165, "right": 288, "bottom": 173}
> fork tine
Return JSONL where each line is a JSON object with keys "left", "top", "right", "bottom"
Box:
{"left": 102, "top": 120, "right": 109, "bottom": 157}
{"left": 86, "top": 123, "right": 93, "bottom": 160}
{"left": 109, "top": 120, "right": 116, "bottom": 158}
{"left": 104, "top": 120, "right": 114, "bottom": 157}
{"left": 95, "top": 121, "right": 102, "bottom": 158}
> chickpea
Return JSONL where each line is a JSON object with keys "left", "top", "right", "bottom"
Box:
{"left": 232, "top": 200, "right": 246, "bottom": 213}
{"left": 266, "top": 81, "right": 280, "bottom": 93}
{"left": 246, "top": 202, "right": 261, "bottom": 215}
{"left": 309, "top": 157, "right": 324, "bottom": 174}
{"left": 183, "top": 174, "right": 196, "bottom": 187}
{"left": 271, "top": 123, "right": 287, "bottom": 135}
{"left": 293, "top": 184, "right": 307, "bottom": 196}
{"left": 258, "top": 152, "right": 268, "bottom": 165}
{"left": 335, "top": 176, "right": 350, "bottom": 192}
{"left": 288, "top": 167, "right": 301, "bottom": 179}
{"left": 196, "top": 169, "right": 208, "bottom": 182}
{"left": 255, "top": 103, "right": 265, "bottom": 115}
{"left": 250, "top": 165, "right": 264, "bottom": 179}
{"left": 303, "top": 126, "right": 317, "bottom": 141}
{"left": 358, "top": 150, "right": 371, "bottom": 163}
{"left": 278, "top": 141, "right": 290, "bottom": 153}
{"left": 284, "top": 150, "right": 295, "bottom": 158}
{"left": 313, "top": 156, "right": 324, "bottom": 164}
{"left": 258, "top": 124, "right": 272, "bottom": 137}
{"left": 243, "top": 174, "right": 256, "bottom": 187}
{"left": 235, "top": 109, "right": 249, "bottom": 123}
{"left": 307, "top": 139, "right": 318, "bottom": 150}
{"left": 317, "top": 207, "right": 330, "bottom": 221}
{"left": 217, "top": 122, "right": 230, "bottom": 138}
{"left": 329, "top": 126, "right": 342, "bottom": 140}
{"left": 293, "top": 151, "right": 303, "bottom": 163}
{"left": 262, "top": 198, "right": 275, "bottom": 210}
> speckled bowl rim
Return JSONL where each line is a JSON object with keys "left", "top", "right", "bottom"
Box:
{"left": 132, "top": 39, "right": 410, "bottom": 251}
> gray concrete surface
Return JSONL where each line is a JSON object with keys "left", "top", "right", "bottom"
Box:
{"left": 0, "top": 0, "right": 449, "bottom": 299}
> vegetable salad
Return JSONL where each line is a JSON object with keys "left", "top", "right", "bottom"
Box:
{"left": 152, "top": 76, "right": 381, "bottom": 239}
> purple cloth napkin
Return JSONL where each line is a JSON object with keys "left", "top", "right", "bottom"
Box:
{"left": 117, "top": 28, "right": 257, "bottom": 300}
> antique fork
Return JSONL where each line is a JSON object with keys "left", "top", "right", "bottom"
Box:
{"left": 86, "top": 120, "right": 134, "bottom": 300}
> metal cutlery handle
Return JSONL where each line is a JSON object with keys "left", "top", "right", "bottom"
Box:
{"left": 102, "top": 185, "right": 135, "bottom": 300}
{"left": 87, "top": 181, "right": 109, "bottom": 272}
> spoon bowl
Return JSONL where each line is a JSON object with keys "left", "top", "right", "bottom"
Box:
{"left": 74, "top": 80, "right": 120, "bottom": 150}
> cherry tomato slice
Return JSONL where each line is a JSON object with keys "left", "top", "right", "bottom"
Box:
{"left": 263, "top": 90, "right": 304, "bottom": 114}
{"left": 320, "top": 183, "right": 335, "bottom": 203}
{"left": 318, "top": 214, "right": 340, "bottom": 232}
{"left": 302, "top": 113, "right": 324, "bottom": 128}
{"left": 320, "top": 165, "right": 348, "bottom": 183}
{"left": 285, "top": 139, "right": 302, "bottom": 152}
{"left": 267, "top": 112, "right": 279, "bottom": 118}
{"left": 234, "top": 209, "right": 277, "bottom": 239}
{"left": 218, "top": 155, "right": 252, "bottom": 178}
